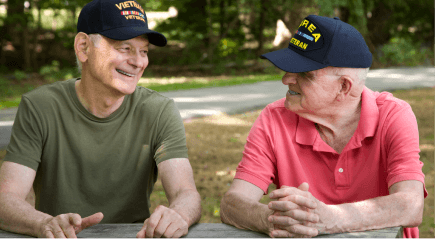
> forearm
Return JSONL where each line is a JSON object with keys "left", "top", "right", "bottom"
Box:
{"left": 168, "top": 189, "right": 202, "bottom": 227}
{"left": 317, "top": 192, "right": 423, "bottom": 234}
{"left": 0, "top": 192, "right": 52, "bottom": 237}
{"left": 220, "top": 191, "right": 274, "bottom": 235}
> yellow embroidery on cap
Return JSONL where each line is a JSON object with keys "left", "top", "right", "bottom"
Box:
{"left": 290, "top": 38, "right": 308, "bottom": 50}
{"left": 312, "top": 33, "right": 321, "bottom": 42}
{"left": 299, "top": 20, "right": 309, "bottom": 28}
{"left": 115, "top": 1, "right": 144, "bottom": 14}
{"left": 307, "top": 24, "right": 316, "bottom": 33}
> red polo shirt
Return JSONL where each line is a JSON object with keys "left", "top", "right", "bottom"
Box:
{"left": 235, "top": 87, "right": 427, "bottom": 238}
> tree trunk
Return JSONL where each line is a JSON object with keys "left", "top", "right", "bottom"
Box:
{"left": 256, "top": 0, "right": 266, "bottom": 55}
{"left": 219, "top": 0, "right": 225, "bottom": 38}
{"left": 432, "top": 0, "right": 435, "bottom": 65}
{"left": 32, "top": 2, "right": 42, "bottom": 70}
{"left": 23, "top": 24, "right": 31, "bottom": 71}
{"left": 206, "top": 0, "right": 213, "bottom": 64}
{"left": 5, "top": 0, "right": 27, "bottom": 70}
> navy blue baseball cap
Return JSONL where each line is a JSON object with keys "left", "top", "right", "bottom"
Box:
{"left": 261, "top": 15, "right": 372, "bottom": 72}
{"left": 77, "top": 0, "right": 167, "bottom": 47}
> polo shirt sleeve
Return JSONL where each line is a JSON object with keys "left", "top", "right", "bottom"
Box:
{"left": 3, "top": 96, "right": 44, "bottom": 171}
{"left": 383, "top": 102, "right": 427, "bottom": 197}
{"left": 235, "top": 106, "right": 277, "bottom": 194}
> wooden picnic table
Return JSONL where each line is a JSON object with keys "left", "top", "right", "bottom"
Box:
{"left": 0, "top": 223, "right": 401, "bottom": 238}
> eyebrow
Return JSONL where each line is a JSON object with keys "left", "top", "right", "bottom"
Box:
{"left": 118, "top": 41, "right": 149, "bottom": 49}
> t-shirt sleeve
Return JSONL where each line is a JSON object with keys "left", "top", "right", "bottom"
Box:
{"left": 153, "top": 99, "right": 188, "bottom": 165}
{"left": 235, "top": 106, "right": 277, "bottom": 194}
{"left": 384, "top": 103, "right": 427, "bottom": 198}
{"left": 3, "top": 96, "right": 44, "bottom": 171}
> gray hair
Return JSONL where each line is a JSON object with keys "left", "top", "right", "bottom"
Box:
{"left": 332, "top": 67, "right": 369, "bottom": 85}
{"left": 75, "top": 33, "right": 103, "bottom": 74}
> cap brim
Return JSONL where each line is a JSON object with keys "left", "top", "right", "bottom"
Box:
{"left": 100, "top": 26, "right": 167, "bottom": 47}
{"left": 260, "top": 48, "right": 328, "bottom": 73}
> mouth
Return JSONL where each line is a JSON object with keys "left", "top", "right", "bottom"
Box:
{"left": 288, "top": 90, "right": 301, "bottom": 95}
{"left": 116, "top": 69, "right": 135, "bottom": 77}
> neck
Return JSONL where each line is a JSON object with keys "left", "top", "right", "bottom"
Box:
{"left": 303, "top": 98, "right": 362, "bottom": 154}
{"left": 75, "top": 77, "right": 125, "bottom": 118}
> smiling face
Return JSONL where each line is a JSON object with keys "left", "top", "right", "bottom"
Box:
{"left": 282, "top": 67, "right": 341, "bottom": 116}
{"left": 84, "top": 35, "right": 149, "bottom": 96}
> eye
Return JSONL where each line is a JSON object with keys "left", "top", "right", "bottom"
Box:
{"left": 119, "top": 47, "right": 130, "bottom": 52}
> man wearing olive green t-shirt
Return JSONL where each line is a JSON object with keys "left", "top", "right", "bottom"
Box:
{"left": 0, "top": 0, "right": 201, "bottom": 238}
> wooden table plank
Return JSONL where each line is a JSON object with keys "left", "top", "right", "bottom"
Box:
{"left": 0, "top": 223, "right": 401, "bottom": 238}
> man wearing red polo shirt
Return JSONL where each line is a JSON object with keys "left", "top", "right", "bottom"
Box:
{"left": 220, "top": 15, "right": 426, "bottom": 238}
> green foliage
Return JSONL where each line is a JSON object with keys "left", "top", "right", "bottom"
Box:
{"left": 13, "top": 70, "right": 27, "bottom": 82}
{"left": 218, "top": 38, "right": 238, "bottom": 57}
{"left": 379, "top": 37, "right": 433, "bottom": 66}
{"left": 39, "top": 61, "right": 77, "bottom": 82}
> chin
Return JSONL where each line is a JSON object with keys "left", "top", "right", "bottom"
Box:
{"left": 113, "top": 81, "right": 137, "bottom": 95}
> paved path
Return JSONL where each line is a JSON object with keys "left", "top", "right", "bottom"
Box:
{"left": 0, "top": 67, "right": 434, "bottom": 150}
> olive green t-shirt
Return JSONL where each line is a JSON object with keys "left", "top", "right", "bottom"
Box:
{"left": 4, "top": 78, "right": 188, "bottom": 223}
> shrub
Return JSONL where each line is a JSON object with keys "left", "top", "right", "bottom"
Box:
{"left": 378, "top": 37, "right": 433, "bottom": 67}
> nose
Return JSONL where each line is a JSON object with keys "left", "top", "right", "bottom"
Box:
{"left": 127, "top": 51, "right": 148, "bottom": 69}
{"left": 282, "top": 72, "right": 297, "bottom": 85}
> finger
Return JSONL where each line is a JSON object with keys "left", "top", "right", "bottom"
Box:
{"left": 270, "top": 198, "right": 317, "bottom": 212}
{"left": 60, "top": 224, "right": 77, "bottom": 238}
{"left": 153, "top": 219, "right": 172, "bottom": 238}
{"left": 271, "top": 188, "right": 314, "bottom": 200}
{"left": 81, "top": 212, "right": 104, "bottom": 230}
{"left": 269, "top": 200, "right": 300, "bottom": 211}
{"left": 274, "top": 195, "right": 317, "bottom": 209}
{"left": 136, "top": 219, "right": 148, "bottom": 238}
{"left": 268, "top": 215, "right": 300, "bottom": 226}
{"left": 69, "top": 213, "right": 82, "bottom": 228}
{"left": 286, "top": 224, "right": 318, "bottom": 237}
{"left": 298, "top": 182, "right": 309, "bottom": 191}
{"left": 146, "top": 207, "right": 165, "bottom": 238}
{"left": 272, "top": 224, "right": 318, "bottom": 238}
{"left": 51, "top": 226, "right": 67, "bottom": 238}
{"left": 43, "top": 229, "right": 55, "bottom": 238}
{"left": 54, "top": 215, "right": 76, "bottom": 238}
{"left": 277, "top": 208, "right": 319, "bottom": 223}
{"left": 172, "top": 227, "right": 188, "bottom": 238}
{"left": 161, "top": 222, "right": 179, "bottom": 238}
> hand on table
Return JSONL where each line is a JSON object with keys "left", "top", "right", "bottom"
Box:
{"left": 268, "top": 183, "right": 321, "bottom": 238}
{"left": 136, "top": 205, "right": 188, "bottom": 238}
{"left": 38, "top": 212, "right": 104, "bottom": 238}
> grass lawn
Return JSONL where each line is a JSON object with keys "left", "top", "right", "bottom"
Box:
{"left": 0, "top": 87, "right": 433, "bottom": 237}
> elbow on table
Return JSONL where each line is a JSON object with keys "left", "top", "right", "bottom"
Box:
{"left": 219, "top": 192, "right": 231, "bottom": 224}
{"left": 402, "top": 197, "right": 424, "bottom": 228}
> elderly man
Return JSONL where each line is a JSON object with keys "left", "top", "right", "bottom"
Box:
{"left": 0, "top": 0, "right": 201, "bottom": 238}
{"left": 220, "top": 15, "right": 427, "bottom": 238}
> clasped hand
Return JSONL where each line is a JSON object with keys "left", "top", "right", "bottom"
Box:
{"left": 267, "top": 182, "right": 321, "bottom": 238}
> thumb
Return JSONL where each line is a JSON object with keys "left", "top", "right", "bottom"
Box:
{"left": 298, "top": 182, "right": 309, "bottom": 191}
{"left": 80, "top": 212, "right": 104, "bottom": 231}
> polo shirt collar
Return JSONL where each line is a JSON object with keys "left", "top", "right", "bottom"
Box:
{"left": 351, "top": 86, "right": 379, "bottom": 146}
{"left": 295, "top": 86, "right": 379, "bottom": 151}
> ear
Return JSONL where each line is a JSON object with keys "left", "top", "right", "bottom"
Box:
{"left": 74, "top": 32, "right": 90, "bottom": 64}
{"left": 336, "top": 76, "right": 352, "bottom": 102}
